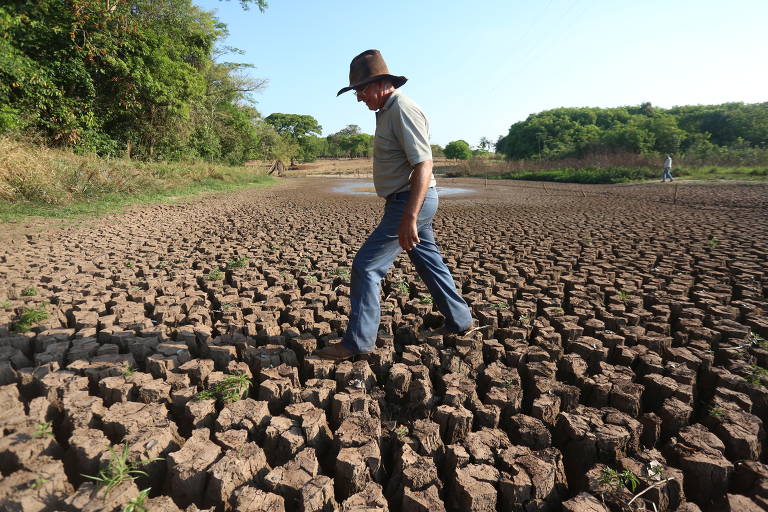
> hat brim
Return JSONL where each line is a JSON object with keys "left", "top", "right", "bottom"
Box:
{"left": 337, "top": 74, "right": 408, "bottom": 96}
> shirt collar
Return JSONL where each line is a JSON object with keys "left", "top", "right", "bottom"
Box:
{"left": 379, "top": 90, "right": 399, "bottom": 112}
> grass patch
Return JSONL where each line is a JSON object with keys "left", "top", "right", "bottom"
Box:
{"left": 20, "top": 287, "right": 38, "bottom": 297}
{"left": 489, "top": 165, "right": 768, "bottom": 185}
{"left": 225, "top": 256, "right": 250, "bottom": 270}
{"left": 34, "top": 421, "right": 53, "bottom": 439}
{"left": 195, "top": 372, "right": 251, "bottom": 403}
{"left": 599, "top": 467, "right": 640, "bottom": 492}
{"left": 12, "top": 303, "right": 49, "bottom": 332}
{"left": 82, "top": 443, "right": 162, "bottom": 495}
{"left": 0, "top": 137, "right": 276, "bottom": 222}
{"left": 204, "top": 268, "right": 225, "bottom": 281}
{"left": 123, "top": 488, "right": 151, "bottom": 512}
{"left": 496, "top": 167, "right": 659, "bottom": 184}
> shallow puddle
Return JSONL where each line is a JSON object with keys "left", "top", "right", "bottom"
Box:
{"left": 331, "top": 180, "right": 476, "bottom": 196}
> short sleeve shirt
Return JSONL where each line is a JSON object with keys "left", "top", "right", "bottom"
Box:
{"left": 373, "top": 90, "right": 435, "bottom": 198}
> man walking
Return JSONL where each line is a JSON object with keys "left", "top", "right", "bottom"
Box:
{"left": 316, "top": 49, "right": 473, "bottom": 361}
{"left": 661, "top": 154, "right": 673, "bottom": 182}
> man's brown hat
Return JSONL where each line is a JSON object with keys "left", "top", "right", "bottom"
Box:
{"left": 337, "top": 49, "right": 407, "bottom": 96}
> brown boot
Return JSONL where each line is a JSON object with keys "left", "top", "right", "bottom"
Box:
{"left": 315, "top": 343, "right": 355, "bottom": 361}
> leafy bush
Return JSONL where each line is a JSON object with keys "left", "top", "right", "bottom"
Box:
{"left": 498, "top": 166, "right": 661, "bottom": 184}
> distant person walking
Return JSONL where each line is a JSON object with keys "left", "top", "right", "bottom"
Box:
{"left": 315, "top": 50, "right": 473, "bottom": 361}
{"left": 661, "top": 154, "right": 673, "bottom": 182}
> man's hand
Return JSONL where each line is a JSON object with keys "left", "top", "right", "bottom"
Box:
{"left": 398, "top": 160, "right": 433, "bottom": 251}
{"left": 398, "top": 215, "right": 419, "bottom": 251}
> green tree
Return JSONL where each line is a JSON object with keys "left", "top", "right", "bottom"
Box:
{"left": 444, "top": 140, "right": 472, "bottom": 160}
{"left": 265, "top": 113, "right": 322, "bottom": 163}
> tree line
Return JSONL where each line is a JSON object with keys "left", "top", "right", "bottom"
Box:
{"left": 495, "top": 102, "right": 768, "bottom": 160}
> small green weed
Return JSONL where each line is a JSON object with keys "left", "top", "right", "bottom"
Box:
{"left": 29, "top": 476, "right": 50, "bottom": 489}
{"left": 492, "top": 302, "right": 509, "bottom": 310}
{"left": 707, "top": 237, "right": 719, "bottom": 248}
{"left": 196, "top": 372, "right": 251, "bottom": 403}
{"left": 121, "top": 365, "right": 136, "bottom": 377}
{"left": 156, "top": 263, "right": 166, "bottom": 270}
{"left": 0, "top": 300, "right": 11, "bottom": 309}
{"left": 396, "top": 280, "right": 410, "bottom": 295}
{"left": 747, "top": 365, "right": 768, "bottom": 388}
{"left": 225, "top": 257, "right": 250, "bottom": 270}
{"left": 503, "top": 378, "right": 517, "bottom": 389}
{"left": 20, "top": 287, "right": 38, "bottom": 297}
{"left": 83, "top": 443, "right": 162, "bottom": 495}
{"left": 331, "top": 268, "right": 350, "bottom": 281}
{"left": 125, "top": 261, "right": 135, "bottom": 268}
{"left": 617, "top": 290, "right": 630, "bottom": 302}
{"left": 123, "top": 487, "right": 151, "bottom": 512}
{"left": 599, "top": 467, "right": 640, "bottom": 492}
{"left": 393, "top": 425, "right": 409, "bottom": 441}
{"left": 306, "top": 275, "right": 318, "bottom": 283}
{"left": 419, "top": 295, "right": 433, "bottom": 305}
{"left": 34, "top": 421, "right": 53, "bottom": 439}
{"left": 709, "top": 406, "right": 724, "bottom": 418}
{"left": 748, "top": 332, "right": 767, "bottom": 349}
{"left": 13, "top": 303, "right": 49, "bottom": 333}
{"left": 204, "top": 268, "right": 224, "bottom": 281}
{"left": 518, "top": 314, "right": 531, "bottom": 326}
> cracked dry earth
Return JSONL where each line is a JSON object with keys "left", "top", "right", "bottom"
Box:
{"left": 1, "top": 177, "right": 767, "bottom": 512}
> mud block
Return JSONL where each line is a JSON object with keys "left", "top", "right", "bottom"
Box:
{"left": 450, "top": 464, "right": 499, "bottom": 512}
{"left": 203, "top": 442, "right": 270, "bottom": 510}
{"left": 336, "top": 414, "right": 382, "bottom": 449}
{"left": 263, "top": 415, "right": 306, "bottom": 467}
{"left": 301, "top": 475, "right": 338, "bottom": 512}
{"left": 531, "top": 393, "right": 561, "bottom": 426}
{"left": 331, "top": 391, "right": 377, "bottom": 429}
{"left": 434, "top": 405, "right": 473, "bottom": 444}
{"left": 186, "top": 397, "right": 217, "bottom": 430}
{"left": 136, "top": 377, "right": 172, "bottom": 404}
{"left": 400, "top": 485, "right": 443, "bottom": 512}
{"left": 63, "top": 428, "right": 110, "bottom": 486}
{"left": 508, "top": 414, "right": 552, "bottom": 450}
{"left": 285, "top": 402, "right": 333, "bottom": 454}
{"left": 336, "top": 441, "right": 382, "bottom": 501}
{"left": 215, "top": 398, "right": 270, "bottom": 438}
{"left": 0, "top": 426, "right": 63, "bottom": 474}
{"left": 704, "top": 404, "right": 765, "bottom": 462}
{"left": 341, "top": 482, "right": 388, "bottom": 512}
{"left": 102, "top": 400, "right": 171, "bottom": 441}
{"left": 167, "top": 428, "right": 222, "bottom": 508}
{"left": 264, "top": 447, "right": 319, "bottom": 509}
{"left": 386, "top": 363, "right": 412, "bottom": 401}
{"left": 233, "top": 486, "right": 286, "bottom": 512}
{"left": 658, "top": 397, "right": 693, "bottom": 441}
{"left": 303, "top": 355, "right": 336, "bottom": 380}
{"left": 561, "top": 492, "right": 610, "bottom": 512}
{"left": 299, "top": 379, "right": 337, "bottom": 410}
{"left": 177, "top": 359, "right": 215, "bottom": 387}
{"left": 410, "top": 419, "right": 444, "bottom": 461}
{"left": 664, "top": 424, "right": 733, "bottom": 505}
{"left": 61, "top": 480, "right": 138, "bottom": 512}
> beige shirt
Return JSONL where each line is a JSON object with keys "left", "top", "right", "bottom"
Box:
{"left": 373, "top": 90, "right": 435, "bottom": 198}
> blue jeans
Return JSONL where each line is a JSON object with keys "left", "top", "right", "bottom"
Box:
{"left": 341, "top": 187, "right": 473, "bottom": 354}
{"left": 662, "top": 169, "right": 673, "bottom": 181}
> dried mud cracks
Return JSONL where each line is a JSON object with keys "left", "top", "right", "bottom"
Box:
{"left": 1, "top": 179, "right": 767, "bottom": 512}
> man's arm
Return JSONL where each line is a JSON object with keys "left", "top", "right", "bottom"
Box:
{"left": 398, "top": 160, "right": 433, "bottom": 251}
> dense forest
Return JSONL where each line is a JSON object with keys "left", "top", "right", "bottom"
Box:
{"left": 496, "top": 102, "right": 768, "bottom": 162}
{"left": 0, "top": 0, "right": 373, "bottom": 166}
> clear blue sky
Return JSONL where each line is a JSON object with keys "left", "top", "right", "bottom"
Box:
{"left": 194, "top": 0, "right": 767, "bottom": 148}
